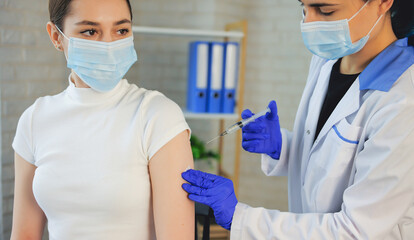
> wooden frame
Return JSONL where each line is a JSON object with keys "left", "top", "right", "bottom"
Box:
{"left": 219, "top": 20, "right": 248, "bottom": 196}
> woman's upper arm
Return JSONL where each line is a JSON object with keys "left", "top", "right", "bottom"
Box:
{"left": 149, "top": 130, "right": 194, "bottom": 240}
{"left": 11, "top": 153, "right": 46, "bottom": 240}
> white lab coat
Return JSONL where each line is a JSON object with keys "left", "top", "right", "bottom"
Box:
{"left": 231, "top": 42, "right": 414, "bottom": 239}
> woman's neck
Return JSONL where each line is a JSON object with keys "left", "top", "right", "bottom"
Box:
{"left": 341, "top": 16, "right": 398, "bottom": 75}
{"left": 70, "top": 71, "right": 91, "bottom": 88}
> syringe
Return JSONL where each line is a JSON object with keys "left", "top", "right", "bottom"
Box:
{"left": 207, "top": 107, "right": 271, "bottom": 144}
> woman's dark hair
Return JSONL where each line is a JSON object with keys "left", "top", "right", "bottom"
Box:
{"left": 364, "top": 0, "right": 414, "bottom": 39}
{"left": 49, "top": 0, "right": 133, "bottom": 31}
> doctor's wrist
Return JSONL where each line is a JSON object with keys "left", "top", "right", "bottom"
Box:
{"left": 267, "top": 151, "right": 280, "bottom": 160}
{"left": 267, "top": 142, "right": 282, "bottom": 160}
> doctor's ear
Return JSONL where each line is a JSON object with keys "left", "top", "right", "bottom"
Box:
{"left": 46, "top": 21, "right": 64, "bottom": 52}
{"left": 375, "top": 0, "right": 394, "bottom": 15}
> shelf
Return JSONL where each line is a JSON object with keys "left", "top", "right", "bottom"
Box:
{"left": 184, "top": 112, "right": 239, "bottom": 120}
{"left": 132, "top": 26, "right": 244, "bottom": 39}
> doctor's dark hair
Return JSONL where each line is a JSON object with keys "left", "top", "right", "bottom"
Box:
{"left": 363, "top": 0, "right": 414, "bottom": 39}
{"left": 49, "top": 0, "right": 133, "bottom": 31}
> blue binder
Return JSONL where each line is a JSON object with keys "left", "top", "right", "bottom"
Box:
{"left": 222, "top": 42, "right": 240, "bottom": 113}
{"left": 207, "top": 42, "right": 225, "bottom": 113}
{"left": 187, "top": 41, "right": 209, "bottom": 113}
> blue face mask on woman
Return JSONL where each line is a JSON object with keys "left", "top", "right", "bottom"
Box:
{"left": 56, "top": 26, "right": 137, "bottom": 92}
{"left": 301, "top": 1, "right": 383, "bottom": 60}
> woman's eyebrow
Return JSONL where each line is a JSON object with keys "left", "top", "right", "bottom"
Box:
{"left": 74, "top": 19, "right": 131, "bottom": 26}
{"left": 75, "top": 20, "right": 99, "bottom": 26}
{"left": 114, "top": 19, "right": 131, "bottom": 26}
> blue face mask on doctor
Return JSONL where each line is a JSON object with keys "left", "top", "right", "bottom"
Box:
{"left": 56, "top": 26, "right": 138, "bottom": 92}
{"left": 301, "top": 1, "right": 383, "bottom": 60}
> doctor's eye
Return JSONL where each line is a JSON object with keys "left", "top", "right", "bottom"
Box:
{"left": 117, "top": 28, "right": 130, "bottom": 35}
{"left": 318, "top": 8, "right": 334, "bottom": 16}
{"left": 80, "top": 29, "right": 97, "bottom": 36}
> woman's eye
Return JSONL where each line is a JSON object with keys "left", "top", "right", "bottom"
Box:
{"left": 80, "top": 29, "right": 97, "bottom": 36}
{"left": 118, "top": 29, "right": 129, "bottom": 35}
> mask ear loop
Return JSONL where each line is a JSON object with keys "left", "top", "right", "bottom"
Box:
{"left": 55, "top": 25, "right": 69, "bottom": 60}
{"left": 366, "top": 14, "right": 384, "bottom": 36}
{"left": 55, "top": 25, "right": 69, "bottom": 40}
{"left": 348, "top": 0, "right": 383, "bottom": 41}
{"left": 55, "top": 25, "right": 78, "bottom": 86}
{"left": 348, "top": 0, "right": 371, "bottom": 22}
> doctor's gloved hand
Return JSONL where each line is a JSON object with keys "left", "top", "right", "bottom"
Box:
{"left": 241, "top": 100, "right": 282, "bottom": 160}
{"left": 181, "top": 169, "right": 238, "bottom": 230}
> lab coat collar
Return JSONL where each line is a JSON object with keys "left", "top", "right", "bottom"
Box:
{"left": 311, "top": 38, "right": 414, "bottom": 151}
{"left": 359, "top": 37, "right": 414, "bottom": 92}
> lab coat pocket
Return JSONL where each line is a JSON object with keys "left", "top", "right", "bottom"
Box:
{"left": 331, "top": 119, "right": 361, "bottom": 146}
{"left": 304, "top": 119, "right": 362, "bottom": 212}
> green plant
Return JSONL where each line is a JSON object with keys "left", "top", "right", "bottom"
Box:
{"left": 190, "top": 135, "right": 220, "bottom": 162}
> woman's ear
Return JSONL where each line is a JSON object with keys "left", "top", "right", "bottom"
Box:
{"left": 46, "top": 22, "right": 64, "bottom": 52}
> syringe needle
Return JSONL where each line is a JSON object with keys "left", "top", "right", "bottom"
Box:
{"left": 207, "top": 136, "right": 221, "bottom": 145}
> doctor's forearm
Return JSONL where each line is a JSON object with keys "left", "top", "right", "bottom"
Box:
{"left": 231, "top": 203, "right": 363, "bottom": 240}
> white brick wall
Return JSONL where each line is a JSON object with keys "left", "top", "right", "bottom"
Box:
{"left": 1, "top": 0, "right": 66, "bottom": 237}
{"left": 1, "top": 0, "right": 312, "bottom": 238}
{"left": 0, "top": 63, "right": 3, "bottom": 240}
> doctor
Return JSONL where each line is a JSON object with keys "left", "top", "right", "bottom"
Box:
{"left": 182, "top": 0, "right": 414, "bottom": 239}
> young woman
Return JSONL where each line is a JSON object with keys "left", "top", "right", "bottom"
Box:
{"left": 182, "top": 0, "right": 414, "bottom": 239}
{"left": 11, "top": 0, "right": 194, "bottom": 239}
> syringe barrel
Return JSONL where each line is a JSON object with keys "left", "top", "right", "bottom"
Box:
{"left": 226, "top": 122, "right": 243, "bottom": 134}
{"left": 222, "top": 107, "right": 271, "bottom": 136}
{"left": 240, "top": 107, "right": 271, "bottom": 126}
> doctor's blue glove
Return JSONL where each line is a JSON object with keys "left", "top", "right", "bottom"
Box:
{"left": 181, "top": 169, "right": 238, "bottom": 230}
{"left": 241, "top": 100, "right": 282, "bottom": 160}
